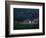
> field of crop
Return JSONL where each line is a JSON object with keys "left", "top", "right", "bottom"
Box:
{"left": 14, "top": 23, "right": 39, "bottom": 30}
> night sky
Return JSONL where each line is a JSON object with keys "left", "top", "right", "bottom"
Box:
{"left": 14, "top": 8, "right": 39, "bottom": 21}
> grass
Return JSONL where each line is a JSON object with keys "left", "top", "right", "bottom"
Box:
{"left": 14, "top": 23, "right": 39, "bottom": 30}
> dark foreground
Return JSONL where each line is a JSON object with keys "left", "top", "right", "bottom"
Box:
{"left": 14, "top": 23, "right": 39, "bottom": 30}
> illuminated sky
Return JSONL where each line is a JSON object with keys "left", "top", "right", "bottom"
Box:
{"left": 14, "top": 8, "right": 39, "bottom": 21}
